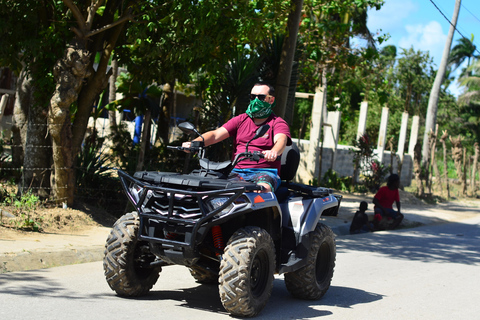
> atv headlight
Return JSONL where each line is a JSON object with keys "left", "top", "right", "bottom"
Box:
{"left": 129, "top": 183, "right": 144, "bottom": 205}
{"left": 206, "top": 197, "right": 234, "bottom": 218}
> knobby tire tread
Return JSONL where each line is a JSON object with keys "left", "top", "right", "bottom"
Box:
{"left": 219, "top": 226, "right": 275, "bottom": 317}
{"left": 103, "top": 211, "right": 161, "bottom": 297}
{"left": 284, "top": 223, "right": 336, "bottom": 300}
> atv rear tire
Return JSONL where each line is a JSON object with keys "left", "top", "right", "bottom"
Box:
{"left": 285, "top": 223, "right": 335, "bottom": 300}
{"left": 219, "top": 227, "right": 275, "bottom": 317}
{"left": 103, "top": 211, "right": 161, "bottom": 296}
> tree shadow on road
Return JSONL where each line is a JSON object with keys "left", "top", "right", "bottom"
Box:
{"left": 338, "top": 220, "right": 480, "bottom": 265}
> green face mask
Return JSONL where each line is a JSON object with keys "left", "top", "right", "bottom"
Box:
{"left": 246, "top": 98, "right": 275, "bottom": 119}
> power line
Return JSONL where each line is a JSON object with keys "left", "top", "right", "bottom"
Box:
{"left": 428, "top": 0, "right": 480, "bottom": 56}
{"left": 461, "top": 3, "right": 480, "bottom": 27}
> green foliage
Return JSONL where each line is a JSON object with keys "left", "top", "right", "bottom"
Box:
{"left": 0, "top": 0, "right": 67, "bottom": 107}
{"left": 107, "top": 123, "right": 188, "bottom": 174}
{"left": 351, "top": 132, "right": 389, "bottom": 192}
{"left": 108, "top": 123, "right": 137, "bottom": 173}
{"left": 297, "top": 0, "right": 386, "bottom": 93}
{"left": 338, "top": 46, "right": 437, "bottom": 147}
{"left": 2, "top": 191, "right": 41, "bottom": 231}
{"left": 106, "top": 72, "right": 163, "bottom": 117}
{"left": 455, "top": 59, "right": 480, "bottom": 147}
{"left": 322, "top": 169, "right": 351, "bottom": 192}
{"left": 75, "top": 134, "right": 112, "bottom": 192}
{"left": 351, "top": 133, "right": 375, "bottom": 170}
{"left": 448, "top": 35, "right": 478, "bottom": 76}
{"left": 291, "top": 98, "right": 312, "bottom": 140}
{"left": 361, "top": 159, "right": 390, "bottom": 193}
{"left": 75, "top": 131, "right": 125, "bottom": 213}
{"left": 116, "top": 0, "right": 289, "bottom": 85}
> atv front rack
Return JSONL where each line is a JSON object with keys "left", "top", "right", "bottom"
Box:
{"left": 118, "top": 170, "right": 256, "bottom": 261}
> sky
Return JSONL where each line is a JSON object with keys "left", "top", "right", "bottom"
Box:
{"left": 366, "top": 0, "right": 480, "bottom": 96}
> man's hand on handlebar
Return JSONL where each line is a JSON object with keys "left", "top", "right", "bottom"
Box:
{"left": 262, "top": 150, "right": 279, "bottom": 162}
{"left": 182, "top": 141, "right": 192, "bottom": 153}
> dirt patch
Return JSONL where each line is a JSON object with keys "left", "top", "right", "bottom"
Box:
{"left": 0, "top": 202, "right": 118, "bottom": 236}
{"left": 398, "top": 189, "right": 429, "bottom": 206}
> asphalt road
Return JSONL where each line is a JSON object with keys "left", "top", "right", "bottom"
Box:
{"left": 1, "top": 216, "right": 479, "bottom": 320}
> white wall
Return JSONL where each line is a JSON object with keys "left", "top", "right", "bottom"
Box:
{"left": 294, "top": 139, "right": 413, "bottom": 187}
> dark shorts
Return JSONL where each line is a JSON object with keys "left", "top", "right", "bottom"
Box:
{"left": 374, "top": 207, "right": 400, "bottom": 219}
{"left": 230, "top": 168, "right": 281, "bottom": 191}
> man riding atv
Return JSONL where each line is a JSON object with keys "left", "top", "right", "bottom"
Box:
{"left": 103, "top": 82, "right": 340, "bottom": 318}
{"left": 182, "top": 82, "right": 291, "bottom": 193}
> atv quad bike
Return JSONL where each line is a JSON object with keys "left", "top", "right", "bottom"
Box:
{"left": 103, "top": 122, "right": 342, "bottom": 317}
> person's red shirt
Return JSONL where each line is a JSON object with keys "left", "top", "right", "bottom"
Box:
{"left": 222, "top": 113, "right": 291, "bottom": 173}
{"left": 374, "top": 186, "right": 399, "bottom": 209}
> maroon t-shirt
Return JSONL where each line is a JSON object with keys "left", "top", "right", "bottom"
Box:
{"left": 222, "top": 113, "right": 292, "bottom": 173}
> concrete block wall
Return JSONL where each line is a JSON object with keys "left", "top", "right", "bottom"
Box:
{"left": 293, "top": 139, "right": 413, "bottom": 187}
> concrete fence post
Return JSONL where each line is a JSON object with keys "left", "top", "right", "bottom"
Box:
{"left": 323, "top": 110, "right": 341, "bottom": 170}
{"left": 408, "top": 115, "right": 420, "bottom": 155}
{"left": 0, "top": 94, "right": 10, "bottom": 126}
{"left": 357, "top": 101, "right": 368, "bottom": 141}
{"left": 397, "top": 111, "right": 409, "bottom": 162}
{"left": 377, "top": 107, "right": 389, "bottom": 163}
{"left": 306, "top": 85, "right": 326, "bottom": 181}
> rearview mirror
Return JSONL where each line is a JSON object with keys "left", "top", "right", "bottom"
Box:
{"left": 178, "top": 122, "right": 197, "bottom": 135}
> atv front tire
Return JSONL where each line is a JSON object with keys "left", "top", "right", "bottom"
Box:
{"left": 103, "top": 211, "right": 161, "bottom": 296}
{"left": 219, "top": 227, "right": 275, "bottom": 317}
{"left": 285, "top": 223, "right": 336, "bottom": 300}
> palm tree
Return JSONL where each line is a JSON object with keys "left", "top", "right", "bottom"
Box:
{"left": 458, "top": 58, "right": 480, "bottom": 105}
{"left": 422, "top": 0, "right": 461, "bottom": 166}
{"left": 448, "top": 35, "right": 478, "bottom": 76}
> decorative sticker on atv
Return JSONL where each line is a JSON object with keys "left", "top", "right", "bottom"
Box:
{"left": 254, "top": 195, "right": 265, "bottom": 203}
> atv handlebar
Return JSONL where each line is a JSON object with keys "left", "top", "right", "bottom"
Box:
{"left": 167, "top": 145, "right": 200, "bottom": 153}
{"left": 232, "top": 151, "right": 281, "bottom": 165}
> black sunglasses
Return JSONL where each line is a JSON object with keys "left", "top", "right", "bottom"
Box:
{"left": 249, "top": 94, "right": 269, "bottom": 101}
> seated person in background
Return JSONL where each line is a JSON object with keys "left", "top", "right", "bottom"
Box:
{"left": 182, "top": 82, "right": 292, "bottom": 192}
{"left": 350, "top": 201, "right": 374, "bottom": 234}
{"left": 372, "top": 174, "right": 404, "bottom": 230}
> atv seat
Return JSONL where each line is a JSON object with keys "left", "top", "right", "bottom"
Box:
{"left": 276, "top": 142, "right": 336, "bottom": 203}
{"left": 279, "top": 142, "right": 300, "bottom": 182}
{"left": 276, "top": 143, "right": 300, "bottom": 202}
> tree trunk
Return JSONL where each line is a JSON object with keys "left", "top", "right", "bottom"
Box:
{"left": 48, "top": 41, "right": 91, "bottom": 206}
{"left": 427, "top": 126, "right": 438, "bottom": 194}
{"left": 157, "top": 82, "right": 173, "bottom": 144}
{"left": 422, "top": 0, "right": 461, "bottom": 166}
{"left": 471, "top": 142, "right": 479, "bottom": 195}
{"left": 108, "top": 59, "right": 119, "bottom": 134}
{"left": 450, "top": 135, "right": 463, "bottom": 184}
{"left": 11, "top": 68, "right": 52, "bottom": 196}
{"left": 414, "top": 142, "right": 424, "bottom": 197}
{"left": 440, "top": 131, "right": 450, "bottom": 198}
{"left": 23, "top": 93, "right": 51, "bottom": 197}
{"left": 462, "top": 147, "right": 467, "bottom": 195}
{"left": 11, "top": 68, "right": 29, "bottom": 169}
{"left": 432, "top": 150, "right": 442, "bottom": 194}
{"left": 70, "top": 19, "right": 125, "bottom": 159}
{"left": 274, "top": 0, "right": 303, "bottom": 119}
{"left": 314, "top": 69, "right": 328, "bottom": 185}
